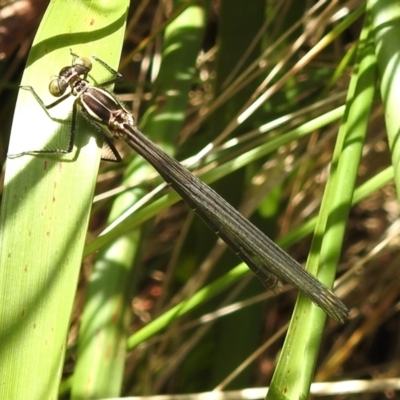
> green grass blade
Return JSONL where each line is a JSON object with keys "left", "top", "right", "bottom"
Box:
{"left": 0, "top": 0, "right": 128, "bottom": 398}
{"left": 370, "top": 0, "right": 400, "bottom": 198}
{"left": 267, "top": 15, "right": 377, "bottom": 399}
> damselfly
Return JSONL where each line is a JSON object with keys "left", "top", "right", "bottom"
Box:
{"left": 13, "top": 51, "right": 348, "bottom": 322}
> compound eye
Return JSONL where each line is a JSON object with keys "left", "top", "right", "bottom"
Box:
{"left": 74, "top": 57, "right": 92, "bottom": 71}
{"left": 49, "top": 78, "right": 67, "bottom": 97}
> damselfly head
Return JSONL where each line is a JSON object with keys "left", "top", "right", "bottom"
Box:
{"left": 48, "top": 56, "right": 93, "bottom": 98}
{"left": 73, "top": 57, "right": 92, "bottom": 72}
{"left": 49, "top": 75, "right": 68, "bottom": 97}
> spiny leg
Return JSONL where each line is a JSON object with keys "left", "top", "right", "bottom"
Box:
{"left": 9, "top": 86, "right": 76, "bottom": 158}
{"left": 70, "top": 49, "right": 81, "bottom": 60}
{"left": 63, "top": 99, "right": 78, "bottom": 155}
{"left": 19, "top": 85, "right": 72, "bottom": 114}
{"left": 101, "top": 135, "right": 123, "bottom": 163}
{"left": 91, "top": 55, "right": 123, "bottom": 87}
